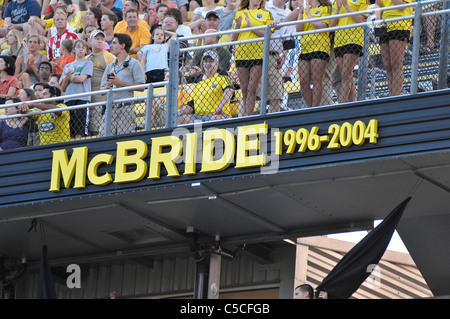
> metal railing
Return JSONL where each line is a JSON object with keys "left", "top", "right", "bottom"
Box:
{"left": 0, "top": 0, "right": 448, "bottom": 151}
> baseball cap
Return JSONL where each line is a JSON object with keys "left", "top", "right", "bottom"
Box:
{"left": 205, "top": 11, "right": 220, "bottom": 19}
{"left": 90, "top": 29, "right": 106, "bottom": 40}
{"left": 202, "top": 50, "right": 219, "bottom": 61}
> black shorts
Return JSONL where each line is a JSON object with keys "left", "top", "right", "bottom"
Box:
{"left": 334, "top": 44, "right": 363, "bottom": 57}
{"left": 379, "top": 30, "right": 411, "bottom": 44}
{"left": 145, "top": 69, "right": 165, "bottom": 83}
{"left": 235, "top": 59, "right": 263, "bottom": 68}
{"left": 299, "top": 51, "right": 330, "bottom": 62}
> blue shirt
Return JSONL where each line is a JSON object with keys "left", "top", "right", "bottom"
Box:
{"left": 5, "top": 0, "right": 41, "bottom": 25}
{"left": 140, "top": 43, "right": 169, "bottom": 72}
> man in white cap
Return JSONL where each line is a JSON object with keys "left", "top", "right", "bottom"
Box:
{"left": 86, "top": 29, "right": 116, "bottom": 136}
{"left": 178, "top": 50, "right": 234, "bottom": 124}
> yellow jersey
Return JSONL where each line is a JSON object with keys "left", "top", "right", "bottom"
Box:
{"left": 190, "top": 70, "right": 233, "bottom": 116}
{"left": 333, "top": 0, "right": 369, "bottom": 48}
{"left": 301, "top": 5, "right": 332, "bottom": 54}
{"left": 381, "top": 0, "right": 413, "bottom": 32}
{"left": 233, "top": 9, "right": 274, "bottom": 61}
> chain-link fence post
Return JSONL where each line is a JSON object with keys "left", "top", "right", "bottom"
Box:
{"left": 166, "top": 38, "right": 180, "bottom": 129}
{"left": 357, "top": 25, "right": 371, "bottom": 101}
{"left": 145, "top": 83, "right": 154, "bottom": 131}
{"left": 410, "top": 2, "right": 423, "bottom": 95}
{"left": 259, "top": 26, "right": 272, "bottom": 116}
{"left": 104, "top": 88, "right": 113, "bottom": 137}
{"left": 438, "top": 0, "right": 449, "bottom": 90}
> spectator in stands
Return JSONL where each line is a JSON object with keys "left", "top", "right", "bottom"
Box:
{"left": 116, "top": 0, "right": 150, "bottom": 32}
{"left": 296, "top": 0, "right": 332, "bottom": 108}
{"left": 47, "top": 10, "right": 79, "bottom": 61}
{"left": 148, "top": 3, "right": 169, "bottom": 33}
{"left": 96, "top": 0, "right": 124, "bottom": 21}
{"left": 178, "top": 50, "right": 234, "bottom": 124}
{"left": 0, "top": 30, "right": 25, "bottom": 57}
{"left": 216, "top": 0, "right": 237, "bottom": 31}
{"left": 230, "top": 0, "right": 278, "bottom": 117}
{"left": 18, "top": 84, "right": 71, "bottom": 145}
{"left": 99, "top": 33, "right": 145, "bottom": 136}
{"left": 195, "top": 0, "right": 224, "bottom": 18}
{"left": 161, "top": 11, "right": 191, "bottom": 65}
{"left": 60, "top": 39, "right": 93, "bottom": 138}
{"left": 149, "top": 0, "right": 189, "bottom": 22}
{"left": 101, "top": 13, "right": 119, "bottom": 47}
{"left": 114, "top": 9, "right": 151, "bottom": 59}
{"left": 139, "top": 27, "right": 177, "bottom": 83}
{"left": 330, "top": 0, "right": 369, "bottom": 103}
{"left": 0, "top": 97, "right": 29, "bottom": 151}
{"left": 165, "top": 7, "right": 194, "bottom": 46}
{"left": 375, "top": 0, "right": 413, "bottom": 96}
{"left": 85, "top": 6, "right": 103, "bottom": 29}
{"left": 188, "top": 28, "right": 231, "bottom": 79}
{"left": 263, "top": 0, "right": 299, "bottom": 112}
{"left": 86, "top": 29, "right": 115, "bottom": 136}
{"left": 48, "top": 73, "right": 62, "bottom": 91}
{"left": 419, "top": 0, "right": 441, "bottom": 54}
{"left": 2, "top": 0, "right": 42, "bottom": 36}
{"left": 15, "top": 35, "right": 49, "bottom": 88}
{"left": 17, "top": 88, "right": 39, "bottom": 146}
{"left": 51, "top": 38, "right": 75, "bottom": 74}
{"left": 0, "top": 55, "right": 19, "bottom": 104}
{"left": 38, "top": 61, "right": 53, "bottom": 84}
{"left": 18, "top": 88, "right": 37, "bottom": 102}
{"left": 188, "top": 10, "right": 221, "bottom": 43}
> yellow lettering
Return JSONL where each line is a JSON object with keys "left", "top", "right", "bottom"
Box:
{"left": 148, "top": 135, "right": 182, "bottom": 179}
{"left": 114, "top": 140, "right": 148, "bottom": 183}
{"left": 201, "top": 129, "right": 235, "bottom": 172}
{"left": 184, "top": 133, "right": 198, "bottom": 175}
{"left": 49, "top": 147, "right": 88, "bottom": 191}
{"left": 87, "top": 153, "right": 114, "bottom": 186}
{"left": 235, "top": 123, "right": 267, "bottom": 168}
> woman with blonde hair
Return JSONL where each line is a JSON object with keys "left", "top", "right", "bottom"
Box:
{"left": 14, "top": 34, "right": 49, "bottom": 88}
{"left": 1, "top": 29, "right": 25, "bottom": 57}
{"left": 230, "top": 0, "right": 278, "bottom": 117}
{"left": 297, "top": 0, "right": 332, "bottom": 107}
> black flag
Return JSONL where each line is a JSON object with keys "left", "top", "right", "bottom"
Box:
{"left": 37, "top": 245, "right": 57, "bottom": 299}
{"left": 315, "top": 197, "right": 411, "bottom": 299}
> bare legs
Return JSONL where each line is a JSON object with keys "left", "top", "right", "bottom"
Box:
{"left": 380, "top": 39, "right": 407, "bottom": 96}
{"left": 237, "top": 64, "right": 262, "bottom": 117}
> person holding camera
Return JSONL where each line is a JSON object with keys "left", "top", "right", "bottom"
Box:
{"left": 100, "top": 33, "right": 145, "bottom": 136}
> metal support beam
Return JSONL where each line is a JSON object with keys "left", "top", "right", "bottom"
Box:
{"left": 207, "top": 253, "right": 221, "bottom": 299}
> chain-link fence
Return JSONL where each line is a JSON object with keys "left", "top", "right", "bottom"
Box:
{"left": 0, "top": 0, "right": 448, "bottom": 151}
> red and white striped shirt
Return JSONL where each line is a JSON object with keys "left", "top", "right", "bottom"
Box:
{"left": 47, "top": 29, "right": 79, "bottom": 61}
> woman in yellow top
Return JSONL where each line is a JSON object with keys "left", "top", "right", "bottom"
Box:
{"left": 375, "top": 0, "right": 413, "bottom": 96}
{"left": 296, "top": 0, "right": 332, "bottom": 107}
{"left": 330, "top": 0, "right": 369, "bottom": 103}
{"left": 230, "top": 0, "right": 278, "bottom": 117}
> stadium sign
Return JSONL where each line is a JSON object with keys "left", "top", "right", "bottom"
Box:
{"left": 49, "top": 120, "right": 378, "bottom": 192}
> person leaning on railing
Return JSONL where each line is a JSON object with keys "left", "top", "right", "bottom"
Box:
{"left": 18, "top": 84, "right": 71, "bottom": 145}
{"left": 329, "top": 0, "right": 369, "bottom": 103}
{"left": 296, "top": 0, "right": 332, "bottom": 107}
{"left": 375, "top": 0, "right": 413, "bottom": 97}
{"left": 0, "top": 97, "right": 29, "bottom": 151}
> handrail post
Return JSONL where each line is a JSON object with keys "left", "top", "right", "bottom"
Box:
{"left": 166, "top": 38, "right": 180, "bottom": 129}
{"left": 145, "top": 83, "right": 154, "bottom": 131}
{"left": 410, "top": 2, "right": 422, "bottom": 95}
{"left": 357, "top": 25, "right": 371, "bottom": 101}
{"left": 438, "top": 0, "right": 449, "bottom": 89}
{"left": 259, "top": 26, "right": 271, "bottom": 116}
{"left": 104, "top": 88, "right": 113, "bottom": 137}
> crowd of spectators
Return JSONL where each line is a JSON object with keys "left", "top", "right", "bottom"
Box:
{"left": 0, "top": 0, "right": 441, "bottom": 151}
